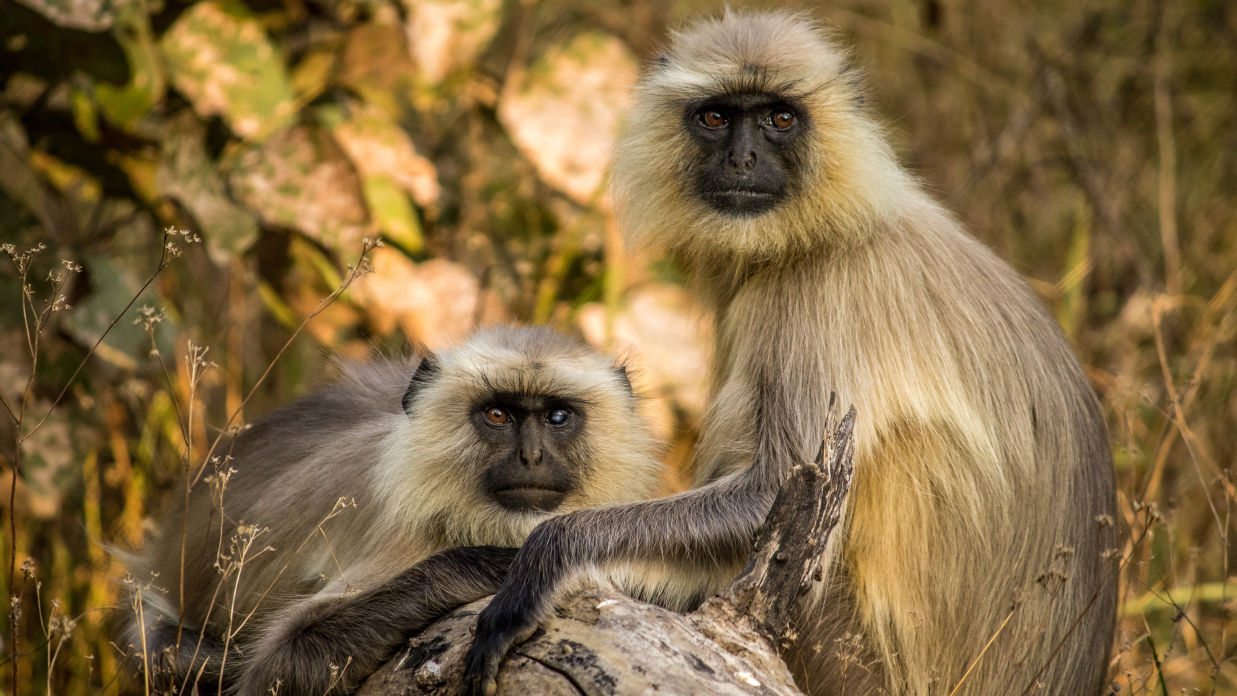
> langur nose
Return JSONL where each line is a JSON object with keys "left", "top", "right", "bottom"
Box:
{"left": 520, "top": 444, "right": 543, "bottom": 466}
{"left": 728, "top": 148, "right": 757, "bottom": 170}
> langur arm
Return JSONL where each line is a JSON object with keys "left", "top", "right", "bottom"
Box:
{"left": 462, "top": 476, "right": 777, "bottom": 696}
{"left": 236, "top": 546, "right": 517, "bottom": 696}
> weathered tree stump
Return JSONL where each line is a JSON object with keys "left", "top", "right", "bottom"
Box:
{"left": 359, "top": 401, "right": 856, "bottom": 695}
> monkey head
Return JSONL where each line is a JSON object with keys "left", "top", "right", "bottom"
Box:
{"left": 374, "top": 326, "right": 662, "bottom": 549}
{"left": 470, "top": 391, "right": 584, "bottom": 512}
{"left": 612, "top": 10, "right": 911, "bottom": 262}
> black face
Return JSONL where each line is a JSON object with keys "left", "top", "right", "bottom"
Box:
{"left": 684, "top": 92, "right": 806, "bottom": 217}
{"left": 471, "top": 393, "right": 586, "bottom": 512}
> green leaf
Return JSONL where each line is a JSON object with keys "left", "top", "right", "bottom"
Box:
{"left": 361, "top": 174, "right": 422, "bottom": 252}
{"left": 326, "top": 102, "right": 437, "bottom": 252}
{"left": 223, "top": 125, "right": 368, "bottom": 253}
{"left": 13, "top": 0, "right": 116, "bottom": 31}
{"left": 161, "top": 0, "right": 296, "bottom": 140}
{"left": 94, "top": 12, "right": 165, "bottom": 131}
{"left": 70, "top": 88, "right": 102, "bottom": 143}
{"left": 157, "top": 111, "right": 261, "bottom": 259}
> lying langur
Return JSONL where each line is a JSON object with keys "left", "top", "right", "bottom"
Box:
{"left": 463, "top": 11, "right": 1117, "bottom": 696}
{"left": 124, "top": 326, "right": 663, "bottom": 695}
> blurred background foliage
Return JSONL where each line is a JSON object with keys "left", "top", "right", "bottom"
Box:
{"left": 0, "top": 0, "right": 1233, "bottom": 693}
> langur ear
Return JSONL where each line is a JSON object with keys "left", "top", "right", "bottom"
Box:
{"left": 402, "top": 354, "right": 440, "bottom": 414}
{"left": 615, "top": 365, "right": 634, "bottom": 398}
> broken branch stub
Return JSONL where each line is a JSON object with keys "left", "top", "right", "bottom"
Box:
{"left": 701, "top": 395, "right": 857, "bottom": 641}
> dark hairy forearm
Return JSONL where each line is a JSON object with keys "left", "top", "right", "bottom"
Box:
{"left": 463, "top": 470, "right": 779, "bottom": 695}
{"left": 236, "top": 546, "right": 518, "bottom": 696}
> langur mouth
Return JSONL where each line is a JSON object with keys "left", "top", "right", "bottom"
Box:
{"left": 492, "top": 487, "right": 568, "bottom": 511}
{"left": 702, "top": 189, "right": 781, "bottom": 216}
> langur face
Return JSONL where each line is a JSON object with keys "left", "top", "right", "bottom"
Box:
{"left": 470, "top": 392, "right": 587, "bottom": 512}
{"left": 684, "top": 92, "right": 807, "bottom": 217}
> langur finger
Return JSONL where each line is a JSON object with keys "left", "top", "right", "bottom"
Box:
{"left": 464, "top": 649, "right": 501, "bottom": 696}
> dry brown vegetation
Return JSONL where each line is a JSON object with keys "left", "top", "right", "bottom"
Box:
{"left": 0, "top": 0, "right": 1233, "bottom": 693}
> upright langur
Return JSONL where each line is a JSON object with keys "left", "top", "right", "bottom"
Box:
{"left": 125, "top": 326, "right": 662, "bottom": 696}
{"left": 464, "top": 11, "right": 1117, "bottom": 696}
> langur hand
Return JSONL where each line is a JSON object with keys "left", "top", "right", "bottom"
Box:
{"left": 463, "top": 517, "right": 571, "bottom": 696}
{"left": 463, "top": 595, "right": 543, "bottom": 696}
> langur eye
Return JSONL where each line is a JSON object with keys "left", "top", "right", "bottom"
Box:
{"left": 485, "top": 408, "right": 510, "bottom": 425}
{"left": 698, "top": 110, "right": 728, "bottom": 129}
{"left": 546, "top": 409, "right": 572, "bottom": 426}
{"left": 768, "top": 110, "right": 796, "bottom": 130}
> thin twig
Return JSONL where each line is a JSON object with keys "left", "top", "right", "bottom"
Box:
{"left": 1151, "top": 297, "right": 1235, "bottom": 506}
{"left": 0, "top": 389, "right": 16, "bottom": 425}
{"left": 952, "top": 607, "right": 1017, "bottom": 696}
{"left": 189, "top": 239, "right": 379, "bottom": 488}
{"left": 25, "top": 235, "right": 173, "bottom": 439}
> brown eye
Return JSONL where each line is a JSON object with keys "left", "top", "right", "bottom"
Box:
{"left": 485, "top": 407, "right": 510, "bottom": 425}
{"left": 698, "top": 110, "right": 728, "bottom": 128}
{"left": 769, "top": 110, "right": 796, "bottom": 130}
